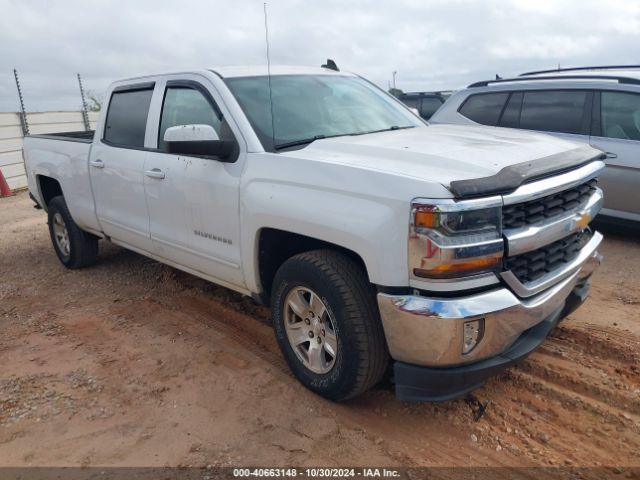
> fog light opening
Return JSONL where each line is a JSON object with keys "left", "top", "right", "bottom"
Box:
{"left": 462, "top": 319, "right": 485, "bottom": 355}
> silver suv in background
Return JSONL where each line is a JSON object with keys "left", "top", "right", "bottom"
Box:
{"left": 430, "top": 65, "right": 640, "bottom": 227}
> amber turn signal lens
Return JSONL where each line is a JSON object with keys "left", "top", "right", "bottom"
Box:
{"left": 415, "top": 210, "right": 438, "bottom": 228}
{"left": 413, "top": 256, "right": 500, "bottom": 279}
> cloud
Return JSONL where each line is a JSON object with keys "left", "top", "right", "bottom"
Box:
{"left": 0, "top": 0, "right": 638, "bottom": 111}
{"left": 489, "top": 35, "right": 603, "bottom": 60}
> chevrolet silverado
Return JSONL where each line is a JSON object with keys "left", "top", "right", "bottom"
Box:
{"left": 23, "top": 64, "right": 605, "bottom": 401}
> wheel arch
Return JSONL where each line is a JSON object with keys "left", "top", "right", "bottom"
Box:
{"left": 255, "top": 227, "right": 369, "bottom": 306}
{"left": 36, "top": 175, "right": 63, "bottom": 211}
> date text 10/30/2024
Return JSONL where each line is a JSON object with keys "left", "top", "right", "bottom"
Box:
{"left": 232, "top": 468, "right": 401, "bottom": 478}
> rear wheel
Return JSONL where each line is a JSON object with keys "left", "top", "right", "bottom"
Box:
{"left": 47, "top": 195, "right": 99, "bottom": 269}
{"left": 271, "top": 250, "right": 388, "bottom": 401}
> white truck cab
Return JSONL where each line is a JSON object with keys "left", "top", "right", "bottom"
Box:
{"left": 24, "top": 64, "right": 605, "bottom": 401}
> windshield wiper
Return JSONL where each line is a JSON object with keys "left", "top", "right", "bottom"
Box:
{"left": 350, "top": 125, "right": 415, "bottom": 136}
{"left": 274, "top": 126, "right": 416, "bottom": 150}
{"left": 274, "top": 135, "right": 328, "bottom": 150}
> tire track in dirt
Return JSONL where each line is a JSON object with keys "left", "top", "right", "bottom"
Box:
{"left": 513, "top": 369, "right": 638, "bottom": 433}
{"left": 155, "top": 293, "right": 291, "bottom": 380}
{"left": 471, "top": 317, "right": 640, "bottom": 467}
{"left": 495, "top": 370, "right": 638, "bottom": 466}
{"left": 549, "top": 324, "right": 640, "bottom": 364}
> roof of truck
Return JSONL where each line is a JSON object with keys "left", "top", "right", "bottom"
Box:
{"left": 210, "top": 65, "right": 353, "bottom": 78}
{"left": 113, "top": 65, "right": 354, "bottom": 86}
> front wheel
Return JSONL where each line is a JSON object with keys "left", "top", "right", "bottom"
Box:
{"left": 47, "top": 195, "right": 99, "bottom": 269}
{"left": 271, "top": 250, "right": 388, "bottom": 401}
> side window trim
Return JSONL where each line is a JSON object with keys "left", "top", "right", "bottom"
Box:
{"left": 499, "top": 91, "right": 523, "bottom": 128}
{"left": 112, "top": 81, "right": 155, "bottom": 93}
{"left": 591, "top": 91, "right": 602, "bottom": 137}
{"left": 496, "top": 92, "right": 514, "bottom": 126}
{"left": 581, "top": 91, "right": 595, "bottom": 136}
{"left": 165, "top": 80, "right": 224, "bottom": 120}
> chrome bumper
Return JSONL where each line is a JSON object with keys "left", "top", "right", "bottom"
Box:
{"left": 377, "top": 232, "right": 603, "bottom": 367}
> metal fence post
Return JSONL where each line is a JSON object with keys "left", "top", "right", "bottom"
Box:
{"left": 13, "top": 69, "right": 29, "bottom": 136}
{"left": 77, "top": 73, "right": 91, "bottom": 131}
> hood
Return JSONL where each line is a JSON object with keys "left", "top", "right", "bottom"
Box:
{"left": 279, "top": 124, "right": 593, "bottom": 192}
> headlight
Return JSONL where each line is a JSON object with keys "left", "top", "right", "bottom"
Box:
{"left": 409, "top": 198, "right": 503, "bottom": 280}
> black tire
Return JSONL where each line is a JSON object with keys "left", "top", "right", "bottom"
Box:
{"left": 271, "top": 249, "right": 388, "bottom": 401}
{"left": 47, "top": 195, "right": 99, "bottom": 269}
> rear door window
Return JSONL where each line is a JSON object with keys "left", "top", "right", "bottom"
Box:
{"left": 104, "top": 87, "right": 154, "bottom": 147}
{"left": 600, "top": 91, "right": 640, "bottom": 141}
{"left": 459, "top": 93, "right": 509, "bottom": 126}
{"left": 520, "top": 90, "right": 588, "bottom": 135}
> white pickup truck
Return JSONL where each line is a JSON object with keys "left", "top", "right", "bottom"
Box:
{"left": 24, "top": 64, "right": 605, "bottom": 402}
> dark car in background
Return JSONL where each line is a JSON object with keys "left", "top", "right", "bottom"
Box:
{"left": 398, "top": 91, "right": 451, "bottom": 120}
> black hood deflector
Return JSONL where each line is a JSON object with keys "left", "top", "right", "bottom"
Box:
{"left": 449, "top": 146, "right": 605, "bottom": 199}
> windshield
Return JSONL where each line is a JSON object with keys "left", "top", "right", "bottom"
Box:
{"left": 225, "top": 74, "right": 423, "bottom": 151}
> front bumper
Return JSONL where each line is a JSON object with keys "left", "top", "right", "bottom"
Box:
{"left": 377, "top": 231, "right": 602, "bottom": 401}
{"left": 393, "top": 304, "right": 564, "bottom": 402}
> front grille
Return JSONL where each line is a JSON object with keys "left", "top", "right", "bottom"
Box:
{"left": 504, "top": 230, "right": 591, "bottom": 284}
{"left": 502, "top": 179, "right": 597, "bottom": 229}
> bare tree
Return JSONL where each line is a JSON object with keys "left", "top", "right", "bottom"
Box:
{"left": 86, "top": 90, "right": 103, "bottom": 111}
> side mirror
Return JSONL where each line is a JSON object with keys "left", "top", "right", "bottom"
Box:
{"left": 163, "top": 124, "right": 235, "bottom": 161}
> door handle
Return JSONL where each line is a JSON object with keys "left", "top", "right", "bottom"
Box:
{"left": 605, "top": 152, "right": 618, "bottom": 159}
{"left": 89, "top": 159, "right": 104, "bottom": 168}
{"left": 144, "top": 168, "right": 165, "bottom": 179}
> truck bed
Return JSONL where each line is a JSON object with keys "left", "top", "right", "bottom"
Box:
{"left": 23, "top": 133, "right": 100, "bottom": 235}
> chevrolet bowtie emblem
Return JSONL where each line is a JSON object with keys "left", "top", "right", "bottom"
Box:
{"left": 575, "top": 212, "right": 591, "bottom": 229}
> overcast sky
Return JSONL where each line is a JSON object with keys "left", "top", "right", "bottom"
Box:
{"left": 1, "top": 0, "right": 639, "bottom": 111}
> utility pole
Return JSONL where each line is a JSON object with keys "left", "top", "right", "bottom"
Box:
{"left": 392, "top": 71, "right": 397, "bottom": 90}
{"left": 13, "top": 69, "right": 29, "bottom": 136}
{"left": 77, "top": 73, "right": 91, "bottom": 131}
